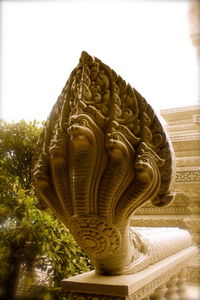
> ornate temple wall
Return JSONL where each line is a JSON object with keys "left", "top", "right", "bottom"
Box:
{"left": 133, "top": 105, "right": 200, "bottom": 228}
{"left": 132, "top": 104, "right": 200, "bottom": 283}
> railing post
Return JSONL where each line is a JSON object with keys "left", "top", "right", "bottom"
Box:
{"left": 165, "top": 274, "right": 179, "bottom": 300}
{"left": 150, "top": 283, "right": 167, "bottom": 300}
{"left": 177, "top": 268, "right": 187, "bottom": 300}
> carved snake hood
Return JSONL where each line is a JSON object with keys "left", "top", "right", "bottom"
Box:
{"left": 32, "top": 51, "right": 175, "bottom": 275}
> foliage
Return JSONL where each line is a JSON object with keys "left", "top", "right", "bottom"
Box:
{"left": 0, "top": 120, "right": 92, "bottom": 300}
{"left": 0, "top": 119, "right": 41, "bottom": 192}
{"left": 0, "top": 188, "right": 91, "bottom": 299}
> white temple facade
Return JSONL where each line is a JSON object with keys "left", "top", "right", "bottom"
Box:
{"left": 133, "top": 104, "right": 200, "bottom": 285}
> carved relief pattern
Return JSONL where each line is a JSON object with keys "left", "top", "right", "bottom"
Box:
{"left": 175, "top": 170, "right": 200, "bottom": 182}
{"left": 170, "top": 133, "right": 200, "bottom": 141}
{"left": 128, "top": 264, "right": 189, "bottom": 300}
{"left": 136, "top": 206, "right": 189, "bottom": 214}
{"left": 69, "top": 292, "right": 125, "bottom": 300}
{"left": 69, "top": 216, "right": 121, "bottom": 258}
{"left": 186, "top": 267, "right": 200, "bottom": 282}
{"left": 131, "top": 218, "right": 186, "bottom": 228}
{"left": 32, "top": 51, "right": 175, "bottom": 275}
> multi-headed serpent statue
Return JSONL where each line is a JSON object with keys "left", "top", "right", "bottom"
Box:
{"left": 32, "top": 51, "right": 175, "bottom": 276}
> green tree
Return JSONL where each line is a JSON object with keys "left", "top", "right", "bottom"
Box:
{"left": 0, "top": 120, "right": 92, "bottom": 300}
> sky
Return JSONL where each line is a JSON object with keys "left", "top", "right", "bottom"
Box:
{"left": 0, "top": 0, "right": 199, "bottom": 122}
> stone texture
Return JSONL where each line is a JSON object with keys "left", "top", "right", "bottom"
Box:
{"left": 32, "top": 51, "right": 176, "bottom": 275}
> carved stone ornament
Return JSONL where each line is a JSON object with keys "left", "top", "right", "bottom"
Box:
{"left": 32, "top": 51, "right": 176, "bottom": 275}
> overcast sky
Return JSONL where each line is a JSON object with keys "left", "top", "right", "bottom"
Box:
{"left": 0, "top": 0, "right": 199, "bottom": 122}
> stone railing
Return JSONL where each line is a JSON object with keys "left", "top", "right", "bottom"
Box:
{"left": 62, "top": 244, "right": 196, "bottom": 300}
{"left": 32, "top": 52, "right": 197, "bottom": 299}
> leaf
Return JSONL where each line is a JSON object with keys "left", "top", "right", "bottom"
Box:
{"left": 0, "top": 119, "right": 92, "bottom": 298}
{"left": 44, "top": 293, "right": 51, "bottom": 300}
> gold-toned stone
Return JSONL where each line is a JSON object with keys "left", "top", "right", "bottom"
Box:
{"left": 32, "top": 51, "right": 175, "bottom": 275}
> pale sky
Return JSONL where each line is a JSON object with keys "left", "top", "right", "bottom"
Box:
{"left": 0, "top": 0, "right": 199, "bottom": 122}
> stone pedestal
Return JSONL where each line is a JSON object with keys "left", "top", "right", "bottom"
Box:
{"left": 62, "top": 247, "right": 197, "bottom": 300}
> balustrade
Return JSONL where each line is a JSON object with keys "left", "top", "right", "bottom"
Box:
{"left": 32, "top": 51, "right": 197, "bottom": 300}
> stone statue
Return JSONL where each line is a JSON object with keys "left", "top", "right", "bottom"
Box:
{"left": 32, "top": 51, "right": 175, "bottom": 275}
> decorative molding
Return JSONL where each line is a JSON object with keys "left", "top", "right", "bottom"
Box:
{"left": 69, "top": 292, "right": 125, "bottom": 300}
{"left": 176, "top": 156, "right": 200, "bottom": 167}
{"left": 128, "top": 263, "right": 189, "bottom": 300}
{"left": 175, "top": 150, "right": 200, "bottom": 157}
{"left": 173, "top": 185, "right": 200, "bottom": 198}
{"left": 175, "top": 170, "right": 200, "bottom": 183}
{"left": 135, "top": 206, "right": 189, "bottom": 214}
{"left": 187, "top": 267, "right": 200, "bottom": 283}
{"left": 131, "top": 217, "right": 186, "bottom": 228}
{"left": 193, "top": 114, "right": 200, "bottom": 124}
{"left": 176, "top": 166, "right": 200, "bottom": 171}
{"left": 172, "top": 141, "right": 200, "bottom": 152}
{"left": 166, "top": 123, "right": 200, "bottom": 132}
{"left": 160, "top": 105, "right": 200, "bottom": 115}
{"left": 170, "top": 133, "right": 200, "bottom": 142}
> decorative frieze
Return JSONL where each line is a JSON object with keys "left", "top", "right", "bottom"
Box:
{"left": 187, "top": 267, "right": 200, "bottom": 283}
{"left": 176, "top": 156, "right": 200, "bottom": 167}
{"left": 172, "top": 140, "right": 200, "bottom": 152}
{"left": 166, "top": 122, "right": 200, "bottom": 133}
{"left": 176, "top": 166, "right": 200, "bottom": 171}
{"left": 175, "top": 166, "right": 200, "bottom": 184}
{"left": 175, "top": 150, "right": 200, "bottom": 158}
{"left": 160, "top": 105, "right": 200, "bottom": 115}
{"left": 135, "top": 206, "right": 189, "bottom": 214}
{"left": 69, "top": 292, "right": 124, "bottom": 300}
{"left": 175, "top": 170, "right": 200, "bottom": 183}
{"left": 128, "top": 268, "right": 179, "bottom": 300}
{"left": 170, "top": 133, "right": 200, "bottom": 142}
{"left": 131, "top": 217, "right": 187, "bottom": 228}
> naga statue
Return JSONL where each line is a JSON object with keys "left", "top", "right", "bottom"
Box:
{"left": 32, "top": 51, "right": 176, "bottom": 275}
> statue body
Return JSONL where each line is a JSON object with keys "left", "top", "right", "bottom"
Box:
{"left": 32, "top": 52, "right": 175, "bottom": 275}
